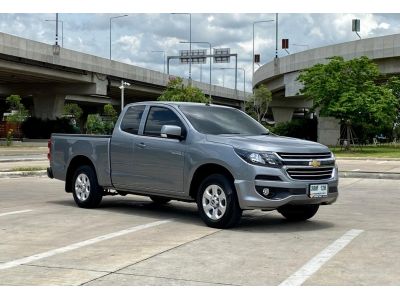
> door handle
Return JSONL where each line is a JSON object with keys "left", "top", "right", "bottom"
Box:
{"left": 136, "top": 142, "right": 146, "bottom": 148}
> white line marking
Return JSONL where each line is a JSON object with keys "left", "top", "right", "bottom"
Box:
{"left": 0, "top": 219, "right": 172, "bottom": 270}
{"left": 279, "top": 229, "right": 364, "bottom": 286}
{"left": 376, "top": 161, "right": 387, "bottom": 164}
{"left": 0, "top": 209, "right": 33, "bottom": 217}
{"left": 351, "top": 169, "right": 360, "bottom": 171}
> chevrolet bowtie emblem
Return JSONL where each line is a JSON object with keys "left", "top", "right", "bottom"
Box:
{"left": 309, "top": 160, "right": 321, "bottom": 167}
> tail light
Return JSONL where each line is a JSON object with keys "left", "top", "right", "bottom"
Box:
{"left": 47, "top": 139, "right": 51, "bottom": 160}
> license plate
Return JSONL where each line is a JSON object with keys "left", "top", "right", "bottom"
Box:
{"left": 309, "top": 184, "right": 328, "bottom": 198}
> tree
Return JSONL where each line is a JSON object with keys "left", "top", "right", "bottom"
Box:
{"left": 86, "top": 114, "right": 105, "bottom": 134}
{"left": 5, "top": 94, "right": 28, "bottom": 123}
{"left": 103, "top": 104, "right": 118, "bottom": 134}
{"left": 245, "top": 85, "right": 272, "bottom": 123}
{"left": 103, "top": 103, "right": 118, "bottom": 123}
{"left": 158, "top": 77, "right": 208, "bottom": 103}
{"left": 387, "top": 76, "right": 400, "bottom": 127}
{"left": 63, "top": 103, "right": 83, "bottom": 120}
{"left": 298, "top": 56, "right": 399, "bottom": 146}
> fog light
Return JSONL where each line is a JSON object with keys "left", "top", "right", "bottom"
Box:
{"left": 262, "top": 188, "right": 270, "bottom": 196}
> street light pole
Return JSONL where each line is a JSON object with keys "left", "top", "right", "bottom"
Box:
{"left": 109, "top": 14, "right": 128, "bottom": 60}
{"left": 275, "top": 13, "right": 279, "bottom": 59}
{"left": 171, "top": 13, "right": 192, "bottom": 83}
{"left": 179, "top": 41, "right": 212, "bottom": 98}
{"left": 151, "top": 50, "right": 166, "bottom": 73}
{"left": 252, "top": 19, "right": 274, "bottom": 78}
{"left": 119, "top": 80, "right": 131, "bottom": 111}
{"left": 45, "top": 18, "right": 64, "bottom": 47}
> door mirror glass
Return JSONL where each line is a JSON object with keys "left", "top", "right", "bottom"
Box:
{"left": 161, "top": 125, "right": 183, "bottom": 140}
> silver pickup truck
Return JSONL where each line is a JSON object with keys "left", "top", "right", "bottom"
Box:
{"left": 47, "top": 101, "right": 338, "bottom": 228}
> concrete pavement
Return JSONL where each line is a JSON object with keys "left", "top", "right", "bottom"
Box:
{"left": 0, "top": 177, "right": 399, "bottom": 285}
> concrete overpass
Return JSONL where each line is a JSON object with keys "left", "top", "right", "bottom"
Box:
{"left": 0, "top": 32, "right": 248, "bottom": 120}
{"left": 253, "top": 33, "right": 400, "bottom": 145}
{"left": 254, "top": 33, "right": 400, "bottom": 122}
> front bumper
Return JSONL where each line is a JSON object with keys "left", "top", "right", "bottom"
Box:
{"left": 234, "top": 166, "right": 338, "bottom": 210}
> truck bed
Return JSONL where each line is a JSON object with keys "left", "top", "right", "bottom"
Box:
{"left": 51, "top": 134, "right": 112, "bottom": 188}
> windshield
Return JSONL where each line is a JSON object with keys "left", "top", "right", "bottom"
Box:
{"left": 179, "top": 105, "right": 268, "bottom": 135}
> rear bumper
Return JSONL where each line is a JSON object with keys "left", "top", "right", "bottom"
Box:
{"left": 47, "top": 167, "right": 54, "bottom": 179}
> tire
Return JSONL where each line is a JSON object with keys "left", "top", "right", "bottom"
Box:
{"left": 150, "top": 196, "right": 171, "bottom": 205}
{"left": 72, "top": 165, "right": 103, "bottom": 208}
{"left": 196, "top": 174, "right": 242, "bottom": 229}
{"left": 277, "top": 204, "right": 319, "bottom": 221}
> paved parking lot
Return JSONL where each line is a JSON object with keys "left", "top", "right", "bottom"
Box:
{"left": 0, "top": 177, "right": 399, "bottom": 286}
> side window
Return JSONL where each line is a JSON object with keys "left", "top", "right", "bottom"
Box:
{"left": 144, "top": 106, "right": 185, "bottom": 137}
{"left": 120, "top": 105, "right": 145, "bottom": 135}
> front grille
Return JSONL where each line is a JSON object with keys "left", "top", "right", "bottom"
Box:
{"left": 286, "top": 167, "right": 334, "bottom": 181}
{"left": 276, "top": 152, "right": 335, "bottom": 181}
{"left": 277, "top": 152, "right": 332, "bottom": 160}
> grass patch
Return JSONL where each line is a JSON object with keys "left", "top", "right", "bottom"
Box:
{"left": 331, "top": 145, "right": 400, "bottom": 158}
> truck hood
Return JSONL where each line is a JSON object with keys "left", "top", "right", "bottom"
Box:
{"left": 206, "top": 134, "right": 330, "bottom": 153}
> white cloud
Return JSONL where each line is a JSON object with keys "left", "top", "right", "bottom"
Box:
{"left": 116, "top": 34, "right": 142, "bottom": 54}
{"left": 310, "top": 27, "right": 323, "bottom": 38}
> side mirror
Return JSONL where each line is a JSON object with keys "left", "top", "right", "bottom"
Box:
{"left": 161, "top": 125, "right": 184, "bottom": 140}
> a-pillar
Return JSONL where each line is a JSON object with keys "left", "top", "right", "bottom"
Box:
{"left": 33, "top": 94, "right": 65, "bottom": 120}
{"left": 271, "top": 107, "right": 294, "bottom": 123}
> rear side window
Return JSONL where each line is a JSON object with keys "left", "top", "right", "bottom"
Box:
{"left": 144, "top": 106, "right": 184, "bottom": 137}
{"left": 120, "top": 105, "right": 145, "bottom": 134}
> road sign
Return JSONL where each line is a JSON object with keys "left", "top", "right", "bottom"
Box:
{"left": 179, "top": 49, "right": 207, "bottom": 64}
{"left": 282, "top": 38, "right": 289, "bottom": 49}
{"left": 213, "top": 48, "right": 230, "bottom": 63}
{"left": 352, "top": 19, "right": 360, "bottom": 32}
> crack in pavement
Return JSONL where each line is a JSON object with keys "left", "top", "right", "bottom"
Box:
{"left": 79, "top": 229, "right": 222, "bottom": 286}
{"left": 113, "top": 271, "right": 236, "bottom": 286}
{"left": 23, "top": 263, "right": 110, "bottom": 274}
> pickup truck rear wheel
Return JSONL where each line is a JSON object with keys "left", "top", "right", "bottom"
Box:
{"left": 72, "top": 165, "right": 103, "bottom": 208}
{"left": 196, "top": 174, "right": 242, "bottom": 229}
{"left": 150, "top": 196, "right": 171, "bottom": 204}
{"left": 278, "top": 204, "right": 319, "bottom": 221}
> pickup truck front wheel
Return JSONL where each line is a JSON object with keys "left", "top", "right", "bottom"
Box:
{"left": 196, "top": 174, "right": 242, "bottom": 229}
{"left": 72, "top": 165, "right": 103, "bottom": 208}
{"left": 278, "top": 204, "right": 319, "bottom": 221}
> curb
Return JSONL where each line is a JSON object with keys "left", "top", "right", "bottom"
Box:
{"left": 336, "top": 157, "right": 400, "bottom": 161}
{"left": 339, "top": 171, "right": 400, "bottom": 180}
{"left": 1, "top": 170, "right": 399, "bottom": 180}
{"left": 0, "top": 170, "right": 47, "bottom": 178}
{"left": 0, "top": 158, "right": 47, "bottom": 163}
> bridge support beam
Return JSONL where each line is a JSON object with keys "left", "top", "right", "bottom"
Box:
{"left": 272, "top": 107, "right": 294, "bottom": 123}
{"left": 33, "top": 94, "right": 65, "bottom": 120}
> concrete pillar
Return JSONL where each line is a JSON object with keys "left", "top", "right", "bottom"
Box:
{"left": 33, "top": 94, "right": 65, "bottom": 120}
{"left": 272, "top": 107, "right": 294, "bottom": 123}
{"left": 317, "top": 117, "right": 340, "bottom": 146}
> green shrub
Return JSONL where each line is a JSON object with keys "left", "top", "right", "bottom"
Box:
{"left": 5, "top": 94, "right": 28, "bottom": 123}
{"left": 86, "top": 114, "right": 105, "bottom": 134}
{"left": 63, "top": 103, "right": 83, "bottom": 119}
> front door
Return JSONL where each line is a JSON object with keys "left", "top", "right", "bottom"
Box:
{"left": 130, "top": 106, "right": 187, "bottom": 193}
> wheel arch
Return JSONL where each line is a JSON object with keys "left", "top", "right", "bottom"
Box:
{"left": 65, "top": 155, "right": 98, "bottom": 193}
{"left": 189, "top": 163, "right": 235, "bottom": 199}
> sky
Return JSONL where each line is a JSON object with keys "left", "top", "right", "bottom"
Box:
{"left": 0, "top": 13, "right": 399, "bottom": 92}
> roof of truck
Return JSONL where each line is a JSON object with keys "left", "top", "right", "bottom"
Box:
{"left": 126, "top": 101, "right": 235, "bottom": 108}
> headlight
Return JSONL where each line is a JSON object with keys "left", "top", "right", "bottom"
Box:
{"left": 234, "top": 148, "right": 282, "bottom": 168}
